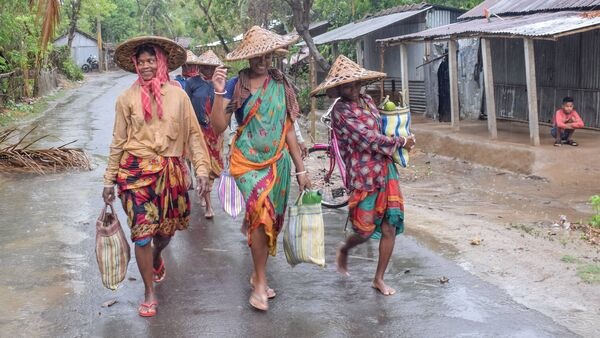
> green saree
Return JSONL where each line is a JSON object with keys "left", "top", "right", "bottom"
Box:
{"left": 229, "top": 76, "right": 292, "bottom": 256}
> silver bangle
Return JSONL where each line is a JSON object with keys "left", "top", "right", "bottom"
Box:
{"left": 293, "top": 170, "right": 307, "bottom": 176}
{"left": 401, "top": 137, "right": 408, "bottom": 148}
{"left": 214, "top": 90, "right": 227, "bottom": 95}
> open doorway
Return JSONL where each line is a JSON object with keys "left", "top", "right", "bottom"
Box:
{"left": 438, "top": 53, "right": 451, "bottom": 122}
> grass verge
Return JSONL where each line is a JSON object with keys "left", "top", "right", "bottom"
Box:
{"left": 576, "top": 264, "right": 600, "bottom": 284}
{"left": 0, "top": 90, "right": 66, "bottom": 127}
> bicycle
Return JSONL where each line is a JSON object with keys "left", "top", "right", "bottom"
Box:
{"left": 305, "top": 98, "right": 350, "bottom": 209}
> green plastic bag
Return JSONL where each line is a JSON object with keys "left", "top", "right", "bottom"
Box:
{"left": 301, "top": 190, "right": 322, "bottom": 205}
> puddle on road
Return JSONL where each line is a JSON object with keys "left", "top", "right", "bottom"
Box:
{"left": 0, "top": 169, "right": 99, "bottom": 334}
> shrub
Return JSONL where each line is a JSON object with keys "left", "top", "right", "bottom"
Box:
{"left": 61, "top": 59, "right": 83, "bottom": 81}
{"left": 49, "top": 46, "right": 83, "bottom": 81}
{"left": 590, "top": 195, "right": 600, "bottom": 228}
{"left": 0, "top": 56, "right": 10, "bottom": 73}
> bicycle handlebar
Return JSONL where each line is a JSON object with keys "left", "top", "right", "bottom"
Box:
{"left": 320, "top": 97, "right": 340, "bottom": 129}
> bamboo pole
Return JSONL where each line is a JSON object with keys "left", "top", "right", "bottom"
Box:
{"left": 332, "top": 42, "right": 339, "bottom": 59}
{"left": 310, "top": 57, "right": 317, "bottom": 142}
{"left": 481, "top": 38, "right": 497, "bottom": 139}
{"left": 524, "top": 38, "right": 540, "bottom": 146}
{"left": 97, "top": 17, "right": 104, "bottom": 72}
{"left": 400, "top": 43, "right": 410, "bottom": 107}
{"left": 379, "top": 45, "right": 385, "bottom": 103}
{"left": 448, "top": 39, "right": 460, "bottom": 130}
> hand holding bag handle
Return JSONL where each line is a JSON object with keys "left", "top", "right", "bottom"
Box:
{"left": 95, "top": 202, "right": 131, "bottom": 290}
{"left": 96, "top": 203, "right": 121, "bottom": 237}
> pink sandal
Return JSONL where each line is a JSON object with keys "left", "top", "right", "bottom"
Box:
{"left": 153, "top": 259, "right": 166, "bottom": 283}
{"left": 138, "top": 301, "right": 158, "bottom": 317}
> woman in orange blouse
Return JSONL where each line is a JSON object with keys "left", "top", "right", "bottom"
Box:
{"left": 102, "top": 36, "right": 210, "bottom": 317}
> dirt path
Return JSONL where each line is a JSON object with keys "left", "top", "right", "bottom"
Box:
{"left": 401, "top": 150, "right": 600, "bottom": 337}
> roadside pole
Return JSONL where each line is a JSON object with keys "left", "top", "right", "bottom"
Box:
{"left": 97, "top": 17, "right": 104, "bottom": 72}
{"left": 310, "top": 57, "right": 317, "bottom": 142}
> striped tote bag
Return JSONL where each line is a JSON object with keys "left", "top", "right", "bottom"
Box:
{"left": 380, "top": 107, "right": 411, "bottom": 168}
{"left": 95, "top": 204, "right": 130, "bottom": 290}
{"left": 283, "top": 192, "right": 325, "bottom": 268}
{"left": 217, "top": 170, "right": 245, "bottom": 218}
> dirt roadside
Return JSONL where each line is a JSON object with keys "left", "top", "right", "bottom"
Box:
{"left": 300, "top": 113, "right": 600, "bottom": 337}
{"left": 402, "top": 150, "right": 599, "bottom": 337}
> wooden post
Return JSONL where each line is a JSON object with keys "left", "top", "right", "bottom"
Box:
{"left": 309, "top": 57, "right": 317, "bottom": 142}
{"left": 400, "top": 43, "right": 410, "bottom": 107}
{"left": 379, "top": 44, "right": 385, "bottom": 103}
{"left": 97, "top": 17, "right": 104, "bottom": 72}
{"left": 524, "top": 38, "right": 540, "bottom": 146}
{"left": 332, "top": 42, "right": 339, "bottom": 59}
{"left": 448, "top": 39, "right": 460, "bottom": 130}
{"left": 481, "top": 38, "right": 497, "bottom": 139}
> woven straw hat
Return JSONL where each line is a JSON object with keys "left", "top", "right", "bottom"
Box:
{"left": 189, "top": 50, "right": 223, "bottom": 66}
{"left": 310, "top": 55, "right": 387, "bottom": 96}
{"left": 226, "top": 26, "right": 299, "bottom": 61}
{"left": 185, "top": 50, "right": 199, "bottom": 64}
{"left": 114, "top": 36, "right": 186, "bottom": 73}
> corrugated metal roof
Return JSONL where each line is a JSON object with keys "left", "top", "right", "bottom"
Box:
{"left": 379, "top": 10, "right": 600, "bottom": 44}
{"left": 309, "top": 8, "right": 430, "bottom": 45}
{"left": 460, "top": 0, "right": 600, "bottom": 19}
{"left": 458, "top": 0, "right": 503, "bottom": 20}
{"left": 367, "top": 3, "right": 431, "bottom": 17}
{"left": 309, "top": 21, "right": 329, "bottom": 30}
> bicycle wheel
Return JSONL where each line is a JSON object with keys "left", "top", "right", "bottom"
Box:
{"left": 305, "top": 146, "right": 349, "bottom": 209}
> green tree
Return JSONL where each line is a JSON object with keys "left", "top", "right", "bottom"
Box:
{"left": 64, "top": 0, "right": 83, "bottom": 49}
{"left": 100, "top": 0, "right": 139, "bottom": 42}
{"left": 194, "top": 0, "right": 237, "bottom": 53}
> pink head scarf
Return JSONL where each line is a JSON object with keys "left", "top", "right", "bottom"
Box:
{"left": 132, "top": 45, "right": 170, "bottom": 122}
{"left": 182, "top": 64, "right": 200, "bottom": 78}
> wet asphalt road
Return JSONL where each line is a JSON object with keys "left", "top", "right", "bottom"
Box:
{"left": 0, "top": 72, "right": 578, "bottom": 337}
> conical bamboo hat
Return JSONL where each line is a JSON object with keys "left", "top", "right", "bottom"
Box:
{"left": 185, "top": 50, "right": 199, "bottom": 64}
{"left": 114, "top": 36, "right": 186, "bottom": 73}
{"left": 189, "top": 50, "right": 223, "bottom": 66}
{"left": 226, "top": 26, "right": 299, "bottom": 61}
{"left": 310, "top": 55, "right": 387, "bottom": 96}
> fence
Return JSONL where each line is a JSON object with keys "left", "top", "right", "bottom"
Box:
{"left": 0, "top": 69, "right": 58, "bottom": 107}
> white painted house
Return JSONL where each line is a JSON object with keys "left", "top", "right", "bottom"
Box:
{"left": 54, "top": 29, "right": 101, "bottom": 67}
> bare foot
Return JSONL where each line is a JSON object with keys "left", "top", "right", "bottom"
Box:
{"left": 336, "top": 244, "right": 350, "bottom": 276}
{"left": 250, "top": 275, "right": 276, "bottom": 299}
{"left": 205, "top": 207, "right": 214, "bottom": 219}
{"left": 249, "top": 290, "right": 268, "bottom": 311}
{"left": 371, "top": 279, "right": 396, "bottom": 296}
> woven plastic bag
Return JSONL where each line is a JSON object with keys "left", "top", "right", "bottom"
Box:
{"left": 95, "top": 203, "right": 130, "bottom": 290}
{"left": 283, "top": 191, "right": 325, "bottom": 267}
{"left": 217, "top": 169, "right": 245, "bottom": 218}
{"left": 380, "top": 107, "right": 411, "bottom": 168}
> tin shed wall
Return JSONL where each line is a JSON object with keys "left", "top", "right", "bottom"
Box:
{"left": 489, "top": 31, "right": 600, "bottom": 128}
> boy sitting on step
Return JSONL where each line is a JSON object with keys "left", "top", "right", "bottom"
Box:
{"left": 552, "top": 96, "right": 584, "bottom": 147}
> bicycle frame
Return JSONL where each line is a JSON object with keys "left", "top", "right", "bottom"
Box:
{"left": 312, "top": 98, "right": 347, "bottom": 187}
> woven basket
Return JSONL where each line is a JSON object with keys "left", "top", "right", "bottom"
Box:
{"left": 226, "top": 26, "right": 299, "bottom": 61}
{"left": 189, "top": 50, "right": 223, "bottom": 66}
{"left": 114, "top": 36, "right": 186, "bottom": 73}
{"left": 310, "top": 55, "right": 386, "bottom": 96}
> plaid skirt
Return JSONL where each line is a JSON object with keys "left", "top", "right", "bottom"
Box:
{"left": 116, "top": 154, "right": 191, "bottom": 242}
{"left": 348, "top": 161, "right": 404, "bottom": 239}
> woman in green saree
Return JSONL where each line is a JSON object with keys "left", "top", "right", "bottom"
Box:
{"left": 211, "top": 26, "right": 311, "bottom": 311}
